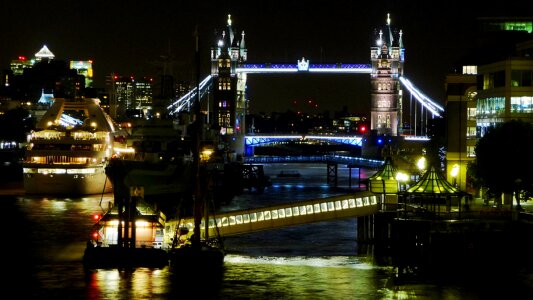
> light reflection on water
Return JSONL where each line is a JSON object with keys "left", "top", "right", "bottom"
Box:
{"left": 80, "top": 255, "right": 393, "bottom": 300}
{"left": 4, "top": 193, "right": 449, "bottom": 299}
{"left": 7, "top": 163, "right": 533, "bottom": 299}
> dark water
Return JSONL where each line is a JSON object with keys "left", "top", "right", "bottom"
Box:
{"left": 4, "top": 163, "right": 533, "bottom": 299}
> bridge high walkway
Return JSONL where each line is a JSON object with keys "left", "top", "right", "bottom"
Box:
{"left": 164, "top": 191, "right": 378, "bottom": 243}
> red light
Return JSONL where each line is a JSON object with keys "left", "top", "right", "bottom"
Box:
{"left": 93, "top": 214, "right": 100, "bottom": 221}
{"left": 92, "top": 232, "right": 98, "bottom": 240}
{"left": 18, "top": 56, "right": 26, "bottom": 61}
{"left": 360, "top": 126, "right": 366, "bottom": 133}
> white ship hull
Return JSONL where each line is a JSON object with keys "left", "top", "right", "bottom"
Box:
{"left": 23, "top": 167, "right": 112, "bottom": 195}
{"left": 22, "top": 98, "right": 123, "bottom": 196}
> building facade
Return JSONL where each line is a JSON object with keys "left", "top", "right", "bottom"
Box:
{"left": 446, "top": 16, "right": 533, "bottom": 194}
{"left": 445, "top": 70, "right": 477, "bottom": 192}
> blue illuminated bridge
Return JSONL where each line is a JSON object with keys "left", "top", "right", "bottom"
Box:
{"left": 167, "top": 63, "right": 444, "bottom": 120}
{"left": 245, "top": 134, "right": 363, "bottom": 147}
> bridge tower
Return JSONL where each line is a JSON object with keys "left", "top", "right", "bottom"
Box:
{"left": 370, "top": 13, "right": 404, "bottom": 136}
{"left": 210, "top": 14, "right": 248, "bottom": 157}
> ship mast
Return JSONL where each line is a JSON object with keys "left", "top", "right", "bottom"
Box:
{"left": 192, "top": 25, "right": 203, "bottom": 248}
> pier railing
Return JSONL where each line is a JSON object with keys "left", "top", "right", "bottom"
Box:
{"left": 164, "top": 191, "right": 379, "bottom": 242}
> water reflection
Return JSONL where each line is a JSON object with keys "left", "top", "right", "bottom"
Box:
{"left": 9, "top": 190, "right": 399, "bottom": 299}
{"left": 86, "top": 268, "right": 171, "bottom": 299}
{"left": 7, "top": 162, "right": 533, "bottom": 299}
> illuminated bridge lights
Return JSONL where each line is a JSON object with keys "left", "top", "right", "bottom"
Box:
{"left": 168, "top": 75, "right": 213, "bottom": 114}
{"left": 167, "top": 63, "right": 444, "bottom": 126}
{"left": 245, "top": 135, "right": 363, "bottom": 147}
{"left": 164, "top": 191, "right": 378, "bottom": 240}
{"left": 399, "top": 76, "right": 444, "bottom": 117}
{"left": 236, "top": 63, "right": 372, "bottom": 74}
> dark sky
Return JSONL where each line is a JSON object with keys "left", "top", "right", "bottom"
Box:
{"left": 1, "top": 1, "right": 531, "bottom": 114}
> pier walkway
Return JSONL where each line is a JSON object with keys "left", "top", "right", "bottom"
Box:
{"left": 164, "top": 191, "right": 378, "bottom": 240}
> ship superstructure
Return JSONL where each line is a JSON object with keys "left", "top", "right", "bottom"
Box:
{"left": 23, "top": 98, "right": 120, "bottom": 195}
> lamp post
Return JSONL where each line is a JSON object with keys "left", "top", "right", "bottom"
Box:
{"left": 451, "top": 164, "right": 459, "bottom": 188}
{"left": 416, "top": 156, "right": 426, "bottom": 181}
{"left": 515, "top": 178, "right": 522, "bottom": 211}
{"left": 396, "top": 171, "right": 409, "bottom": 191}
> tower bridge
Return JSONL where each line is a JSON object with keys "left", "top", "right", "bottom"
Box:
{"left": 166, "top": 14, "right": 444, "bottom": 156}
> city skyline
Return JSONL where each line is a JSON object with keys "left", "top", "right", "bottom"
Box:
{"left": 1, "top": 1, "right": 531, "bottom": 114}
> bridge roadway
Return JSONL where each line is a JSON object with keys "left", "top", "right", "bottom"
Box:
{"left": 244, "top": 154, "right": 384, "bottom": 169}
{"left": 164, "top": 191, "right": 378, "bottom": 243}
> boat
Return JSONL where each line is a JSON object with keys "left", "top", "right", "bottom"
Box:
{"left": 22, "top": 98, "right": 125, "bottom": 195}
{"left": 166, "top": 138, "right": 226, "bottom": 271}
{"left": 167, "top": 51, "right": 226, "bottom": 269}
{"left": 82, "top": 186, "right": 169, "bottom": 269}
{"left": 165, "top": 167, "right": 227, "bottom": 271}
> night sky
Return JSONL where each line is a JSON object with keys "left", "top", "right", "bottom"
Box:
{"left": 1, "top": 1, "right": 531, "bottom": 114}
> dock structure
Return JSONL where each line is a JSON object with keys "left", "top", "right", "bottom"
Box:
{"left": 164, "top": 191, "right": 379, "bottom": 241}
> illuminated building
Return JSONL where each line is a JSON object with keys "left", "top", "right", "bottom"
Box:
{"left": 477, "top": 16, "right": 532, "bottom": 34}
{"left": 70, "top": 60, "right": 94, "bottom": 88}
{"left": 370, "top": 13, "right": 404, "bottom": 136}
{"left": 211, "top": 14, "right": 248, "bottom": 155}
{"left": 34, "top": 45, "right": 55, "bottom": 61}
{"left": 135, "top": 77, "right": 154, "bottom": 108}
{"left": 10, "top": 45, "right": 55, "bottom": 76}
{"left": 106, "top": 75, "right": 155, "bottom": 120}
{"left": 445, "top": 16, "right": 533, "bottom": 192}
{"left": 476, "top": 45, "right": 533, "bottom": 136}
{"left": 474, "top": 16, "right": 533, "bottom": 137}
{"left": 445, "top": 69, "right": 477, "bottom": 191}
{"left": 10, "top": 56, "right": 34, "bottom": 76}
{"left": 108, "top": 75, "right": 135, "bottom": 120}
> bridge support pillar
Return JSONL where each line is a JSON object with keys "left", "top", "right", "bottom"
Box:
{"left": 347, "top": 165, "right": 362, "bottom": 190}
{"left": 326, "top": 162, "right": 338, "bottom": 187}
{"left": 357, "top": 214, "right": 374, "bottom": 243}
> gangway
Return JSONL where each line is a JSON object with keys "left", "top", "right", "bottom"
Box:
{"left": 164, "top": 191, "right": 378, "bottom": 242}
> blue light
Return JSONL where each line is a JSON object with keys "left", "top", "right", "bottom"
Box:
{"left": 377, "top": 138, "right": 383, "bottom": 144}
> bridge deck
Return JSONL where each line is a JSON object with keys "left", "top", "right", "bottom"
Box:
{"left": 164, "top": 191, "right": 378, "bottom": 242}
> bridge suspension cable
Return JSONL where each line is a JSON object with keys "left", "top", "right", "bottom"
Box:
{"left": 399, "top": 76, "right": 444, "bottom": 117}
{"left": 167, "top": 75, "right": 212, "bottom": 114}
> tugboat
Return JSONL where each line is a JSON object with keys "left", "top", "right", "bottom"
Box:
{"left": 82, "top": 174, "right": 169, "bottom": 269}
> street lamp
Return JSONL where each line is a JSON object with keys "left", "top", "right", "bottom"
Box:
{"left": 515, "top": 178, "right": 522, "bottom": 210}
{"left": 451, "top": 164, "right": 459, "bottom": 187}
{"left": 395, "top": 171, "right": 409, "bottom": 191}
{"left": 416, "top": 157, "right": 426, "bottom": 182}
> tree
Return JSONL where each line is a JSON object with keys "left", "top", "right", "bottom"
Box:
{"left": 471, "top": 120, "right": 533, "bottom": 207}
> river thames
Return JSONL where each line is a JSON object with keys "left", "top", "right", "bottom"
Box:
{"left": 4, "top": 163, "right": 533, "bottom": 299}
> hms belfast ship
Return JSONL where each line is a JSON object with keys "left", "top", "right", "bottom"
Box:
{"left": 23, "top": 98, "right": 123, "bottom": 195}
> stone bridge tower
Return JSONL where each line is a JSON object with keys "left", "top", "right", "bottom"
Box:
{"left": 370, "top": 13, "right": 404, "bottom": 136}
{"left": 210, "top": 14, "right": 248, "bottom": 157}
